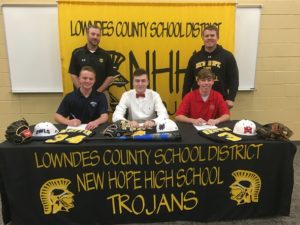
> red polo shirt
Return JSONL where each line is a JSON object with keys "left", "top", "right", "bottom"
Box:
{"left": 176, "top": 89, "right": 229, "bottom": 120}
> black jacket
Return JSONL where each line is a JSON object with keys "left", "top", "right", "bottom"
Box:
{"left": 182, "top": 44, "right": 239, "bottom": 101}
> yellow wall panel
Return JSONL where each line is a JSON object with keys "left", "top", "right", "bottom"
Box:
{"left": 256, "top": 57, "right": 300, "bottom": 71}
{"left": 260, "top": 29, "right": 300, "bottom": 43}
{"left": 0, "top": 59, "right": 8, "bottom": 72}
{"left": 261, "top": 15, "right": 300, "bottom": 29}
{"left": 259, "top": 43, "right": 300, "bottom": 57}
{"left": 0, "top": 101, "right": 21, "bottom": 114}
{"left": 0, "top": 72, "right": 10, "bottom": 86}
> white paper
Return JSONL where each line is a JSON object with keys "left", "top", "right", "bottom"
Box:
{"left": 67, "top": 124, "right": 87, "bottom": 130}
{"left": 193, "top": 124, "right": 217, "bottom": 131}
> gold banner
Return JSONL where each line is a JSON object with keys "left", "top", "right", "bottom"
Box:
{"left": 58, "top": 2, "right": 236, "bottom": 115}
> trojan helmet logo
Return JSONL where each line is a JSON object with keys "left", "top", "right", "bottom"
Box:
{"left": 106, "top": 50, "right": 126, "bottom": 71}
{"left": 40, "top": 178, "right": 74, "bottom": 214}
{"left": 229, "top": 170, "right": 261, "bottom": 205}
{"left": 106, "top": 50, "right": 128, "bottom": 88}
{"left": 108, "top": 92, "right": 120, "bottom": 112}
{"left": 105, "top": 50, "right": 128, "bottom": 113}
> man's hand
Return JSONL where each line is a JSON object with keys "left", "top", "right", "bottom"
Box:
{"left": 70, "top": 74, "right": 80, "bottom": 89}
{"left": 68, "top": 119, "right": 81, "bottom": 127}
{"left": 129, "top": 120, "right": 140, "bottom": 128}
{"left": 97, "top": 76, "right": 114, "bottom": 93}
{"left": 207, "top": 119, "right": 219, "bottom": 126}
{"left": 192, "top": 118, "right": 207, "bottom": 126}
{"left": 86, "top": 121, "right": 99, "bottom": 130}
{"left": 144, "top": 120, "right": 155, "bottom": 129}
{"left": 226, "top": 100, "right": 234, "bottom": 109}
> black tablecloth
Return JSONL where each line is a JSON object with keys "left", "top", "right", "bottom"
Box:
{"left": 0, "top": 121, "right": 297, "bottom": 225}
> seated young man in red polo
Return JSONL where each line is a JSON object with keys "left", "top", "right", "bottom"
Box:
{"left": 175, "top": 68, "right": 230, "bottom": 126}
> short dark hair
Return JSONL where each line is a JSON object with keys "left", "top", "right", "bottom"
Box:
{"left": 202, "top": 25, "right": 219, "bottom": 38}
{"left": 80, "top": 66, "right": 96, "bottom": 76}
{"left": 86, "top": 25, "right": 101, "bottom": 35}
{"left": 133, "top": 68, "right": 147, "bottom": 77}
{"left": 196, "top": 68, "right": 216, "bottom": 80}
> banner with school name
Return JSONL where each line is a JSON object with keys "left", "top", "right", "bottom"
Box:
{"left": 0, "top": 140, "right": 296, "bottom": 224}
{"left": 57, "top": 1, "right": 236, "bottom": 115}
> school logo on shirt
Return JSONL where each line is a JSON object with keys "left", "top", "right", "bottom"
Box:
{"left": 98, "top": 58, "right": 104, "bottom": 63}
{"left": 90, "top": 101, "right": 98, "bottom": 107}
{"left": 209, "top": 104, "right": 215, "bottom": 111}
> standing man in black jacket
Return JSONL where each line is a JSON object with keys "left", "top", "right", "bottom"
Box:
{"left": 182, "top": 25, "right": 239, "bottom": 109}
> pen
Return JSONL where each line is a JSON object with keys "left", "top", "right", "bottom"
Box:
{"left": 70, "top": 113, "right": 76, "bottom": 119}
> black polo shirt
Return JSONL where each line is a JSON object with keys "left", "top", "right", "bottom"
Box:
{"left": 57, "top": 89, "right": 108, "bottom": 124}
{"left": 69, "top": 45, "right": 116, "bottom": 90}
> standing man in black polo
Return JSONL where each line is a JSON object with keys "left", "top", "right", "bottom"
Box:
{"left": 69, "top": 25, "right": 116, "bottom": 96}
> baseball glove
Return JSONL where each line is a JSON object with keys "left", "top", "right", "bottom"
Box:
{"left": 5, "top": 119, "right": 32, "bottom": 144}
{"left": 256, "top": 122, "right": 293, "bottom": 141}
{"left": 103, "top": 120, "right": 141, "bottom": 137}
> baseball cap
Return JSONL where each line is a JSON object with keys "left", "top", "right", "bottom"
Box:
{"left": 32, "top": 122, "right": 59, "bottom": 139}
{"left": 156, "top": 119, "right": 178, "bottom": 133}
{"left": 233, "top": 119, "right": 257, "bottom": 136}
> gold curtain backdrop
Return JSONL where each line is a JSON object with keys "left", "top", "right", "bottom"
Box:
{"left": 58, "top": 1, "right": 235, "bottom": 115}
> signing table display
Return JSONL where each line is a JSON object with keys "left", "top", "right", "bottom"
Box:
{"left": 0, "top": 122, "right": 297, "bottom": 225}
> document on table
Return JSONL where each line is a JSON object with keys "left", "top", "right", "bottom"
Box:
{"left": 193, "top": 124, "right": 217, "bottom": 131}
{"left": 67, "top": 124, "right": 87, "bottom": 130}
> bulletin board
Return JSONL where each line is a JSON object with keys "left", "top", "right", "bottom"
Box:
{"left": 2, "top": 5, "right": 63, "bottom": 92}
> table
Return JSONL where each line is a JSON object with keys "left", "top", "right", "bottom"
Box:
{"left": 0, "top": 121, "right": 297, "bottom": 225}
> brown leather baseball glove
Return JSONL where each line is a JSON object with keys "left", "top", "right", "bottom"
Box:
{"left": 5, "top": 119, "right": 32, "bottom": 144}
{"left": 103, "top": 120, "right": 142, "bottom": 137}
{"left": 256, "top": 122, "right": 293, "bottom": 141}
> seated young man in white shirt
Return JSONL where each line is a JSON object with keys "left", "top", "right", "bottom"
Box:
{"left": 112, "top": 68, "right": 169, "bottom": 129}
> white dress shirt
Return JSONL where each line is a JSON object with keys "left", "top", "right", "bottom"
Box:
{"left": 112, "top": 89, "right": 169, "bottom": 124}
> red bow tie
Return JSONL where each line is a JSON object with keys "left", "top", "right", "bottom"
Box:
{"left": 136, "top": 93, "right": 145, "bottom": 98}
